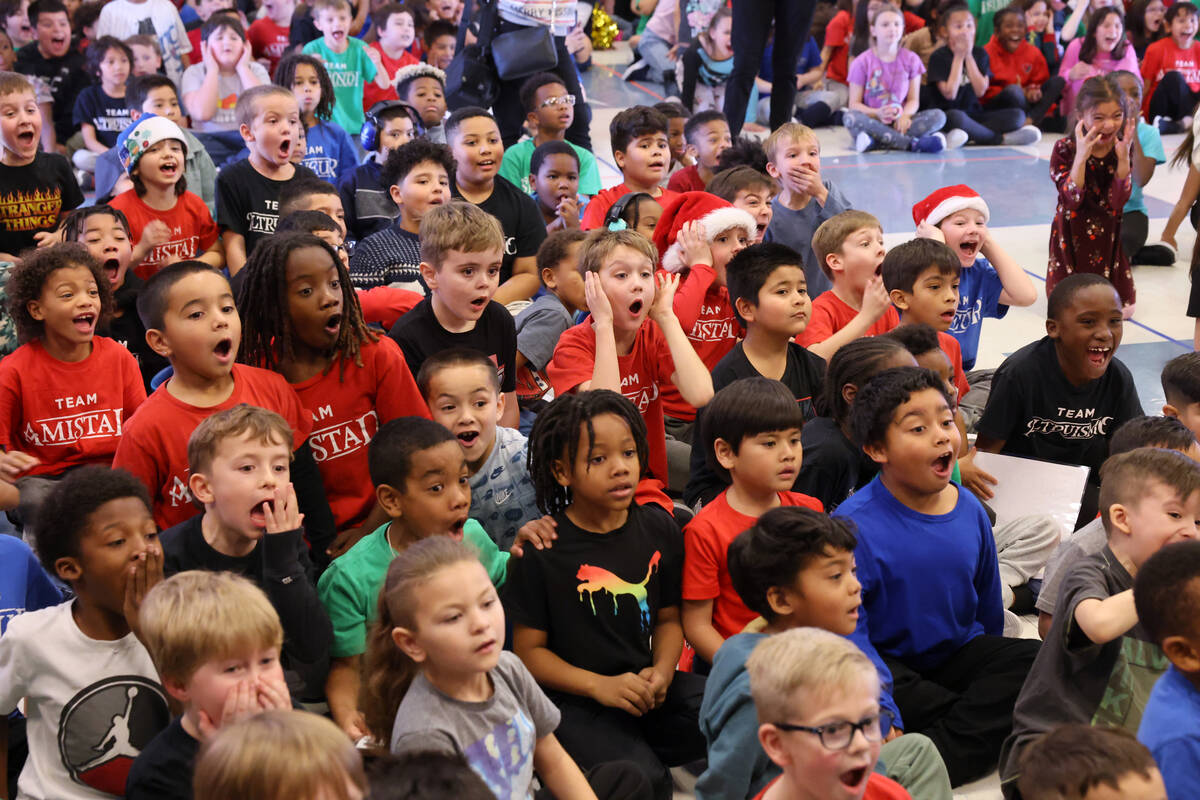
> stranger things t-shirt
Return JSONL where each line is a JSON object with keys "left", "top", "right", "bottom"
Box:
{"left": 503, "top": 503, "right": 684, "bottom": 677}
{"left": 977, "top": 336, "right": 1143, "bottom": 479}
{"left": 216, "top": 159, "right": 318, "bottom": 259}
{"left": 0, "top": 153, "right": 83, "bottom": 256}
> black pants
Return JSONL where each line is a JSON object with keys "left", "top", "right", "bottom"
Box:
{"left": 534, "top": 760, "right": 655, "bottom": 800}
{"left": 882, "top": 635, "right": 1040, "bottom": 787}
{"left": 984, "top": 78, "right": 1066, "bottom": 127}
{"left": 1121, "top": 209, "right": 1149, "bottom": 262}
{"left": 945, "top": 107, "right": 1026, "bottom": 145}
{"left": 551, "top": 671, "right": 707, "bottom": 800}
{"left": 724, "top": 0, "right": 817, "bottom": 134}
{"left": 1148, "top": 70, "right": 1200, "bottom": 122}
{"left": 493, "top": 21, "right": 593, "bottom": 151}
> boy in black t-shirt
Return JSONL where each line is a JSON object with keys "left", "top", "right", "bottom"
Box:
{"left": 216, "top": 85, "right": 317, "bottom": 274}
{"left": 685, "top": 243, "right": 826, "bottom": 507}
{"left": 977, "top": 274, "right": 1143, "bottom": 526}
{"left": 505, "top": 390, "right": 705, "bottom": 800}
{"left": 445, "top": 106, "right": 547, "bottom": 304}
{"left": 0, "top": 70, "right": 82, "bottom": 261}
{"left": 387, "top": 201, "right": 519, "bottom": 428}
{"left": 12, "top": 0, "right": 87, "bottom": 150}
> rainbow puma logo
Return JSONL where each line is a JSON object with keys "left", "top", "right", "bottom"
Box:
{"left": 576, "top": 552, "right": 662, "bottom": 630}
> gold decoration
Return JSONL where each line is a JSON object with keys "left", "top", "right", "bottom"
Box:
{"left": 591, "top": 6, "right": 619, "bottom": 49}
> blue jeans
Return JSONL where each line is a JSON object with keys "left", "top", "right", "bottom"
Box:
{"left": 843, "top": 108, "right": 946, "bottom": 150}
{"left": 636, "top": 29, "right": 675, "bottom": 85}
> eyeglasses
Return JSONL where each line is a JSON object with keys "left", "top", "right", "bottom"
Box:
{"left": 540, "top": 94, "right": 576, "bottom": 108}
{"left": 773, "top": 710, "right": 893, "bottom": 751}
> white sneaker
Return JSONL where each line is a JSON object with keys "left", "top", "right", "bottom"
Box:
{"left": 621, "top": 59, "right": 649, "bottom": 81}
{"left": 1002, "top": 124, "right": 1042, "bottom": 146}
{"left": 944, "top": 128, "right": 969, "bottom": 149}
{"left": 854, "top": 131, "right": 873, "bottom": 152}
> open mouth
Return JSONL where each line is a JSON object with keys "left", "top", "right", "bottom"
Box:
{"left": 755, "top": 223, "right": 767, "bottom": 239}
{"left": 160, "top": 162, "right": 178, "bottom": 175}
{"left": 448, "top": 517, "right": 467, "bottom": 539}
{"left": 940, "top": 310, "right": 955, "bottom": 322}
{"left": 1086, "top": 345, "right": 1112, "bottom": 367}
{"left": 72, "top": 312, "right": 96, "bottom": 334}
{"left": 469, "top": 296, "right": 488, "bottom": 311}
{"left": 609, "top": 482, "right": 634, "bottom": 500}
{"left": 324, "top": 313, "right": 342, "bottom": 336}
{"left": 648, "top": 160, "right": 666, "bottom": 171}
{"left": 213, "top": 337, "right": 234, "bottom": 360}
{"left": 249, "top": 498, "right": 276, "bottom": 527}
{"left": 476, "top": 158, "right": 496, "bottom": 171}
{"left": 103, "top": 258, "right": 121, "bottom": 284}
{"left": 475, "top": 637, "right": 497, "bottom": 654}
{"left": 16, "top": 129, "right": 34, "bottom": 146}
{"left": 629, "top": 299, "right": 644, "bottom": 315}
{"left": 278, "top": 137, "right": 292, "bottom": 159}
{"left": 457, "top": 430, "right": 480, "bottom": 447}
{"left": 839, "top": 766, "right": 869, "bottom": 789}
{"left": 932, "top": 450, "right": 954, "bottom": 477}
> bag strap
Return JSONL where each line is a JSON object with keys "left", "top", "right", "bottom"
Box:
{"left": 458, "top": 0, "right": 499, "bottom": 51}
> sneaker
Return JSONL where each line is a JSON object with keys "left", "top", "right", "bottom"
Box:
{"left": 944, "top": 128, "right": 969, "bottom": 149}
{"left": 854, "top": 131, "right": 873, "bottom": 152}
{"left": 1133, "top": 244, "right": 1178, "bottom": 266}
{"left": 622, "top": 59, "right": 649, "bottom": 82}
{"left": 1002, "top": 124, "right": 1042, "bottom": 146}
{"left": 911, "top": 132, "right": 945, "bottom": 153}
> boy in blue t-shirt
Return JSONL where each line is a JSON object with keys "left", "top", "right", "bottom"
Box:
{"left": 912, "top": 184, "right": 1037, "bottom": 371}
{"left": 836, "top": 365, "right": 1040, "bottom": 788}
{"left": 1135, "top": 540, "right": 1200, "bottom": 799}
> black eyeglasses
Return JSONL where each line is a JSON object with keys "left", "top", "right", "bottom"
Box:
{"left": 773, "top": 710, "right": 893, "bottom": 751}
{"left": 540, "top": 94, "right": 576, "bottom": 108}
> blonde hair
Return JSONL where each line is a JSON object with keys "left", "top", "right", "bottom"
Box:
{"left": 577, "top": 227, "right": 659, "bottom": 275}
{"left": 764, "top": 122, "right": 818, "bottom": 163}
{"left": 237, "top": 84, "right": 296, "bottom": 128}
{"left": 311, "top": 0, "right": 352, "bottom": 13}
{"left": 139, "top": 571, "right": 284, "bottom": 685}
{"left": 419, "top": 201, "right": 506, "bottom": 270}
{"left": 362, "top": 537, "right": 482, "bottom": 742}
{"left": 187, "top": 403, "right": 293, "bottom": 476}
{"left": 0, "top": 71, "right": 34, "bottom": 98}
{"left": 193, "top": 710, "right": 366, "bottom": 800}
{"left": 811, "top": 210, "right": 883, "bottom": 281}
{"left": 746, "top": 627, "right": 879, "bottom": 724}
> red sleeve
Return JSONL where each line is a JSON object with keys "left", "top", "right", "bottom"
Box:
{"left": 191, "top": 193, "right": 218, "bottom": 252}
{"left": 903, "top": 10, "right": 925, "bottom": 32}
{"left": 581, "top": 190, "right": 616, "bottom": 230}
{"left": 0, "top": 349, "right": 24, "bottom": 450}
{"left": 243, "top": 367, "right": 314, "bottom": 444}
{"left": 826, "top": 11, "right": 850, "bottom": 46}
{"left": 115, "top": 341, "right": 148, "bottom": 417}
{"left": 112, "top": 402, "right": 166, "bottom": 501}
{"left": 355, "top": 287, "right": 422, "bottom": 330}
{"left": 938, "top": 332, "right": 970, "bottom": 401}
{"left": 1142, "top": 42, "right": 1165, "bottom": 114}
{"left": 547, "top": 324, "right": 596, "bottom": 395}
{"left": 682, "top": 512, "right": 723, "bottom": 600}
{"left": 785, "top": 491, "right": 825, "bottom": 512}
{"left": 797, "top": 295, "right": 840, "bottom": 346}
{"left": 671, "top": 264, "right": 718, "bottom": 333}
{"left": 650, "top": 320, "right": 678, "bottom": 386}
{"left": 370, "top": 336, "right": 430, "bottom": 420}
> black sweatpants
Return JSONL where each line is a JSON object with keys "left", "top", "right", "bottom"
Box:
{"left": 492, "top": 21, "right": 593, "bottom": 151}
{"left": 882, "top": 635, "right": 1041, "bottom": 787}
{"left": 1148, "top": 70, "right": 1200, "bottom": 122}
{"left": 723, "top": 0, "right": 817, "bottom": 134}
{"left": 984, "top": 77, "right": 1066, "bottom": 127}
{"left": 551, "top": 671, "right": 708, "bottom": 800}
{"left": 534, "top": 760, "right": 655, "bottom": 800}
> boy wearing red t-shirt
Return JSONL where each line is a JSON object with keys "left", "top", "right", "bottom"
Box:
{"left": 112, "top": 262, "right": 336, "bottom": 560}
{"left": 247, "top": 0, "right": 295, "bottom": 76}
{"left": 547, "top": 228, "right": 714, "bottom": 495}
{"left": 799, "top": 210, "right": 898, "bottom": 359}
{"left": 362, "top": 4, "right": 419, "bottom": 109}
{"left": 581, "top": 106, "right": 680, "bottom": 230}
{"left": 681, "top": 378, "right": 822, "bottom": 666}
{"left": 1142, "top": 1, "right": 1200, "bottom": 128}
{"left": 652, "top": 191, "right": 757, "bottom": 441}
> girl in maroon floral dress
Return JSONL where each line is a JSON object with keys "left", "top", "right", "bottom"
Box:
{"left": 1048, "top": 74, "right": 1137, "bottom": 315}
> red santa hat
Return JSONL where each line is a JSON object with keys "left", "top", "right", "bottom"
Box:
{"left": 652, "top": 191, "right": 758, "bottom": 273}
{"left": 911, "top": 184, "right": 991, "bottom": 228}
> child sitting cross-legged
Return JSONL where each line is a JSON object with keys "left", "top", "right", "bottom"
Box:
{"left": 683, "top": 243, "right": 828, "bottom": 509}
{"left": 418, "top": 348, "right": 540, "bottom": 550}
{"left": 124, "top": 570, "right": 296, "bottom": 799}
{"left": 998, "top": 447, "right": 1200, "bottom": 791}
{"left": 682, "top": 378, "right": 823, "bottom": 668}
{"left": 0, "top": 466, "right": 169, "bottom": 800}
{"left": 696, "top": 506, "right": 952, "bottom": 800}
{"left": 350, "top": 137, "right": 454, "bottom": 292}
{"left": 364, "top": 536, "right": 653, "bottom": 799}
{"left": 798, "top": 210, "right": 895, "bottom": 360}
{"left": 1018, "top": 725, "right": 1167, "bottom": 800}
{"left": 838, "top": 366, "right": 1041, "bottom": 786}
{"left": 580, "top": 106, "right": 679, "bottom": 230}
{"left": 504, "top": 390, "right": 707, "bottom": 800}
{"left": 316, "top": 417, "right": 512, "bottom": 740}
{"left": 745, "top": 628, "right": 919, "bottom": 800}
{"left": 547, "top": 228, "right": 714, "bottom": 501}
{"left": 1135, "top": 540, "right": 1200, "bottom": 797}
{"left": 236, "top": 231, "right": 428, "bottom": 554}
{"left": 0, "top": 244, "right": 147, "bottom": 534}
{"left": 157, "top": 405, "right": 332, "bottom": 685}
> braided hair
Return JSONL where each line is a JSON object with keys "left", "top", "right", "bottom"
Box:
{"left": 526, "top": 390, "right": 648, "bottom": 516}
{"left": 236, "top": 231, "right": 377, "bottom": 379}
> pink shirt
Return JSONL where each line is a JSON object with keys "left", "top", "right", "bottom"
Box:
{"left": 1057, "top": 37, "right": 1139, "bottom": 118}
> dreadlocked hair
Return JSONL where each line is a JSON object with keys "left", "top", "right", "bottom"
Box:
{"left": 236, "top": 231, "right": 377, "bottom": 380}
{"left": 527, "top": 390, "right": 648, "bottom": 516}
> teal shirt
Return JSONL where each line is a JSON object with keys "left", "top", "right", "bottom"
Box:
{"left": 301, "top": 37, "right": 377, "bottom": 138}
{"left": 498, "top": 137, "right": 602, "bottom": 196}
{"left": 1126, "top": 120, "right": 1166, "bottom": 216}
{"left": 317, "top": 519, "right": 508, "bottom": 657}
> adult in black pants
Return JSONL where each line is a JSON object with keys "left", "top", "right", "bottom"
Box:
{"left": 490, "top": 19, "right": 594, "bottom": 151}
{"left": 723, "top": 0, "right": 818, "bottom": 135}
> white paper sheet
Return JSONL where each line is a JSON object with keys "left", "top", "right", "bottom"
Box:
{"left": 970, "top": 451, "right": 1090, "bottom": 540}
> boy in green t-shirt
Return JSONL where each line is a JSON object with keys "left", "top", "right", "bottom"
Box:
{"left": 499, "top": 71, "right": 600, "bottom": 197}
{"left": 302, "top": 0, "right": 390, "bottom": 141}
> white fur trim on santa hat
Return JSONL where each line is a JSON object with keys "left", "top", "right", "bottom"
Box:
{"left": 661, "top": 206, "right": 758, "bottom": 273}
{"left": 923, "top": 194, "right": 990, "bottom": 228}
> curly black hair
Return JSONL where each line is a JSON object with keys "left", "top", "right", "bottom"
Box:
{"left": 34, "top": 465, "right": 152, "bottom": 576}
{"left": 715, "top": 135, "right": 769, "bottom": 175}
{"left": 274, "top": 53, "right": 335, "bottom": 122}
{"left": 526, "top": 390, "right": 648, "bottom": 515}
{"left": 849, "top": 366, "right": 952, "bottom": 449}
{"left": 6, "top": 243, "right": 114, "bottom": 344}
{"left": 380, "top": 137, "right": 455, "bottom": 190}
{"left": 236, "top": 231, "right": 377, "bottom": 379}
